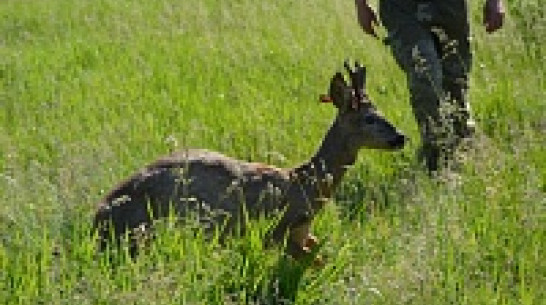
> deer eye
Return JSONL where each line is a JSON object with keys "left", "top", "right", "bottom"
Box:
{"left": 363, "top": 114, "right": 375, "bottom": 125}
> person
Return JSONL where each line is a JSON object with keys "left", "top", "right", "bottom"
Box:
{"left": 355, "top": 0, "right": 505, "bottom": 172}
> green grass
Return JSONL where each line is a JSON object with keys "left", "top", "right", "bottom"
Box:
{"left": 0, "top": 0, "right": 544, "bottom": 304}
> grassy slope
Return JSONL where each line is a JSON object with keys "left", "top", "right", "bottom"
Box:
{"left": 0, "top": 0, "right": 544, "bottom": 304}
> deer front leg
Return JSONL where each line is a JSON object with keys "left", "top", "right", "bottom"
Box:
{"left": 288, "top": 223, "right": 309, "bottom": 253}
{"left": 304, "top": 233, "right": 323, "bottom": 267}
{"left": 304, "top": 233, "right": 319, "bottom": 249}
{"left": 288, "top": 223, "right": 323, "bottom": 266}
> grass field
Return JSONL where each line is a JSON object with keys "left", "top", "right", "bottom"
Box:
{"left": 1, "top": 0, "right": 544, "bottom": 304}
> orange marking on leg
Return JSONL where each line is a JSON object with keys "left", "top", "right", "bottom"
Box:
{"left": 305, "top": 234, "right": 319, "bottom": 249}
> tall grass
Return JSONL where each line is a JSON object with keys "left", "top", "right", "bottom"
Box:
{"left": 1, "top": 0, "right": 544, "bottom": 304}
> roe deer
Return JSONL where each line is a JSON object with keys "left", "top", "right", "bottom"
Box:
{"left": 93, "top": 62, "right": 407, "bottom": 263}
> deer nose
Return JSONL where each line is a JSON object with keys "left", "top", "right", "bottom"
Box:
{"left": 389, "top": 134, "right": 407, "bottom": 149}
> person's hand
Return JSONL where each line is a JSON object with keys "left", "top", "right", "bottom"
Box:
{"left": 355, "top": 0, "right": 379, "bottom": 38}
{"left": 484, "top": 0, "right": 505, "bottom": 33}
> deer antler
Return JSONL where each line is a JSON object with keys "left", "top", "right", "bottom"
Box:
{"left": 344, "top": 60, "right": 366, "bottom": 99}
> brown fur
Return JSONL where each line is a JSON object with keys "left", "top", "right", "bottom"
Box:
{"left": 93, "top": 63, "right": 406, "bottom": 262}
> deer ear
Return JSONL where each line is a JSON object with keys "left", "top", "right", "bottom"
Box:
{"left": 329, "top": 72, "right": 348, "bottom": 109}
{"left": 331, "top": 72, "right": 347, "bottom": 87}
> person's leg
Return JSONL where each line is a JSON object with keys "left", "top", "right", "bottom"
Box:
{"left": 380, "top": 0, "right": 446, "bottom": 171}
{"left": 436, "top": 0, "right": 475, "bottom": 143}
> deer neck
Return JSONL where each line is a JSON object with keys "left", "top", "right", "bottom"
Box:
{"left": 291, "top": 119, "right": 359, "bottom": 200}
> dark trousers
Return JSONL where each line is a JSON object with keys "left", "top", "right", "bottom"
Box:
{"left": 379, "top": 0, "right": 474, "bottom": 171}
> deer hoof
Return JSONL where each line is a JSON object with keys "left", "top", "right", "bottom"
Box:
{"left": 299, "top": 247, "right": 324, "bottom": 268}
{"left": 313, "top": 255, "right": 325, "bottom": 268}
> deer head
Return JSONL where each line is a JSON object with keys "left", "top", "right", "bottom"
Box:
{"left": 320, "top": 61, "right": 407, "bottom": 150}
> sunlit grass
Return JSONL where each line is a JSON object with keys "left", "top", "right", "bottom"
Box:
{"left": 0, "top": 0, "right": 544, "bottom": 304}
